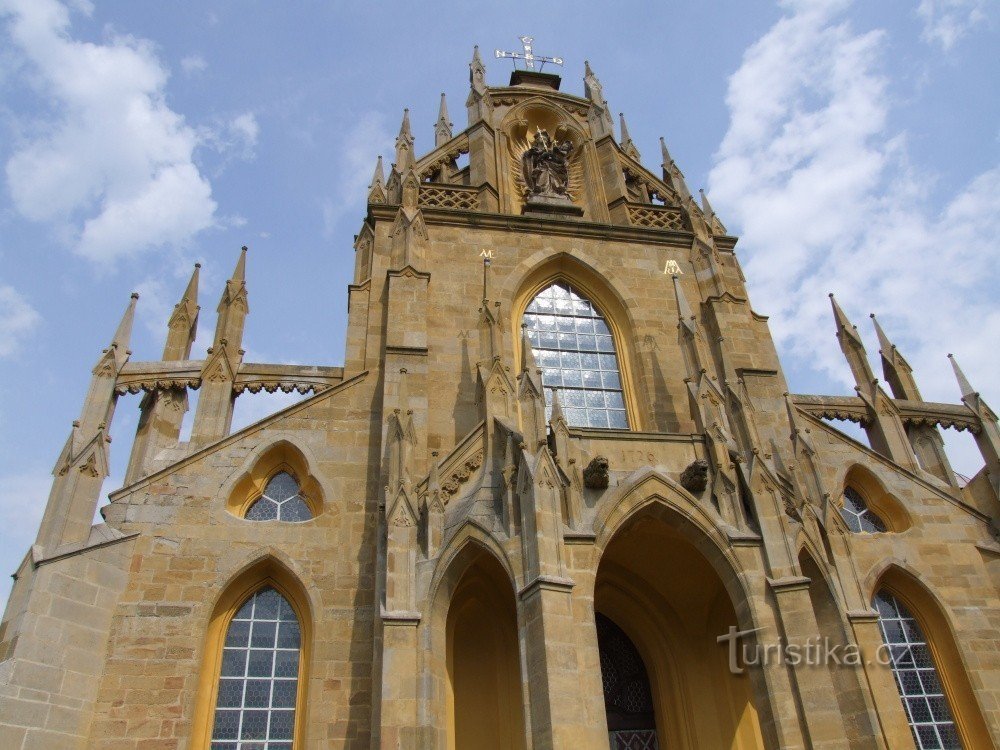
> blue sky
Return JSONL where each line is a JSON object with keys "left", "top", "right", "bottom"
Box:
{"left": 0, "top": 0, "right": 996, "bottom": 601}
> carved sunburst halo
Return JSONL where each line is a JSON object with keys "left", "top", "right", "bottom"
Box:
{"left": 505, "top": 119, "right": 584, "bottom": 206}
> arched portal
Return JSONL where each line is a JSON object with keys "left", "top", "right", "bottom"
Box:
{"left": 595, "top": 508, "right": 764, "bottom": 749}
{"left": 445, "top": 545, "right": 525, "bottom": 750}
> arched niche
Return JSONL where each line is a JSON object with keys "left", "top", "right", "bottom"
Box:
{"left": 797, "top": 548, "right": 877, "bottom": 745}
{"left": 190, "top": 555, "right": 313, "bottom": 749}
{"left": 594, "top": 496, "right": 767, "bottom": 749}
{"left": 423, "top": 534, "right": 525, "bottom": 750}
{"left": 869, "top": 564, "right": 991, "bottom": 749}
{"left": 497, "top": 98, "right": 605, "bottom": 218}
{"left": 511, "top": 252, "right": 647, "bottom": 431}
{"left": 839, "top": 464, "right": 912, "bottom": 533}
{"left": 224, "top": 439, "right": 324, "bottom": 520}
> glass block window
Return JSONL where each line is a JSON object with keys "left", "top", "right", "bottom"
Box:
{"left": 874, "top": 590, "right": 961, "bottom": 750}
{"left": 839, "top": 486, "right": 886, "bottom": 533}
{"left": 523, "top": 281, "right": 628, "bottom": 429}
{"left": 211, "top": 586, "right": 301, "bottom": 750}
{"left": 245, "top": 472, "right": 312, "bottom": 522}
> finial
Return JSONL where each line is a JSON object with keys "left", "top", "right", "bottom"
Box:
{"left": 472, "top": 45, "right": 483, "bottom": 64}
{"left": 179, "top": 263, "right": 201, "bottom": 307}
{"left": 520, "top": 323, "right": 538, "bottom": 372}
{"left": 828, "top": 293, "right": 861, "bottom": 342}
{"left": 584, "top": 59, "right": 594, "bottom": 76}
{"left": 399, "top": 108, "right": 412, "bottom": 137}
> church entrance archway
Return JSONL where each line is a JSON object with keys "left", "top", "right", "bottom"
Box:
{"left": 595, "top": 505, "right": 765, "bottom": 749}
{"left": 445, "top": 545, "right": 525, "bottom": 750}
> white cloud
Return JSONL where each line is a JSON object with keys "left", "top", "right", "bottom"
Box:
{"left": 709, "top": 0, "right": 1000, "bottom": 474}
{"left": 0, "top": 283, "right": 40, "bottom": 356}
{"left": 198, "top": 111, "right": 259, "bottom": 164}
{"left": 1, "top": 0, "right": 217, "bottom": 262}
{"left": 917, "top": 0, "right": 989, "bottom": 50}
{"left": 321, "top": 111, "right": 394, "bottom": 236}
{"left": 180, "top": 53, "right": 206, "bottom": 75}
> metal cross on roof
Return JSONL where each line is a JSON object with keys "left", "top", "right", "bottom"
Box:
{"left": 495, "top": 36, "right": 564, "bottom": 71}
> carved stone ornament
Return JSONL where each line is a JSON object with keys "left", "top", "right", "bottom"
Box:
{"left": 680, "top": 459, "right": 709, "bottom": 494}
{"left": 583, "top": 455, "right": 610, "bottom": 489}
{"left": 522, "top": 129, "right": 573, "bottom": 200}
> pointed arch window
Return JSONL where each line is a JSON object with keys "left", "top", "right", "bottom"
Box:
{"left": 597, "top": 613, "right": 659, "bottom": 748}
{"left": 245, "top": 472, "right": 312, "bottom": 522}
{"left": 839, "top": 486, "right": 886, "bottom": 533}
{"left": 523, "top": 281, "right": 628, "bottom": 429}
{"left": 874, "top": 590, "right": 960, "bottom": 750}
{"left": 211, "top": 586, "right": 301, "bottom": 749}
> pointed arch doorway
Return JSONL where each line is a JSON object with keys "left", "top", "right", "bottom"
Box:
{"left": 594, "top": 503, "right": 766, "bottom": 749}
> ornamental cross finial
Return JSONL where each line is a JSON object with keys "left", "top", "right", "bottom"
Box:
{"left": 495, "top": 36, "right": 563, "bottom": 71}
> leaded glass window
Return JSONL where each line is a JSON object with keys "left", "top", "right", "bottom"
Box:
{"left": 245, "top": 472, "right": 312, "bottom": 522}
{"left": 839, "top": 486, "right": 886, "bottom": 533}
{"left": 212, "top": 586, "right": 301, "bottom": 750}
{"left": 874, "top": 590, "right": 961, "bottom": 750}
{"left": 523, "top": 281, "right": 628, "bottom": 429}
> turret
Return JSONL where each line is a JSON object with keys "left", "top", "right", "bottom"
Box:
{"left": 35, "top": 293, "right": 137, "bottom": 551}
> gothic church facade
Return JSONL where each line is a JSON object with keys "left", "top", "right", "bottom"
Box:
{"left": 1, "top": 49, "right": 999, "bottom": 750}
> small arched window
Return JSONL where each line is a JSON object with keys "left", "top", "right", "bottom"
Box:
{"left": 211, "top": 586, "right": 302, "bottom": 748}
{"left": 523, "top": 281, "right": 628, "bottom": 429}
{"left": 839, "top": 486, "right": 886, "bottom": 533}
{"left": 245, "top": 472, "right": 312, "bottom": 522}
{"left": 873, "top": 590, "right": 959, "bottom": 749}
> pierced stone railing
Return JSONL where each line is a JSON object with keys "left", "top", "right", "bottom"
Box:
{"left": 418, "top": 183, "right": 479, "bottom": 211}
{"left": 626, "top": 202, "right": 687, "bottom": 231}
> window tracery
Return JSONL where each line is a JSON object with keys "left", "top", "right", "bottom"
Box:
{"left": 245, "top": 472, "right": 312, "bottom": 522}
{"left": 211, "top": 586, "right": 301, "bottom": 749}
{"left": 874, "top": 590, "right": 959, "bottom": 750}
{"left": 839, "top": 486, "right": 886, "bottom": 533}
{"left": 523, "top": 281, "right": 628, "bottom": 429}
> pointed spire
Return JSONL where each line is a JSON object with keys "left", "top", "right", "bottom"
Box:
{"left": 164, "top": 264, "right": 200, "bottom": 360}
{"left": 232, "top": 245, "right": 247, "bottom": 283}
{"left": 829, "top": 293, "right": 865, "bottom": 349}
{"left": 660, "top": 137, "right": 673, "bottom": 169}
{"left": 871, "top": 314, "right": 894, "bottom": 360}
{"left": 435, "top": 93, "right": 453, "bottom": 147}
{"left": 700, "top": 189, "right": 716, "bottom": 222}
{"left": 110, "top": 292, "right": 139, "bottom": 353}
{"left": 550, "top": 387, "right": 565, "bottom": 425}
{"left": 619, "top": 113, "right": 640, "bottom": 160}
{"left": 520, "top": 324, "right": 538, "bottom": 373}
{"left": 619, "top": 113, "right": 631, "bottom": 143}
{"left": 368, "top": 155, "right": 387, "bottom": 204}
{"left": 948, "top": 354, "right": 976, "bottom": 400}
{"left": 659, "top": 136, "right": 691, "bottom": 201}
{"left": 394, "top": 108, "right": 414, "bottom": 171}
{"left": 181, "top": 263, "right": 200, "bottom": 306}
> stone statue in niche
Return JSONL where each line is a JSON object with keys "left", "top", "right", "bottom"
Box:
{"left": 521, "top": 128, "right": 573, "bottom": 200}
